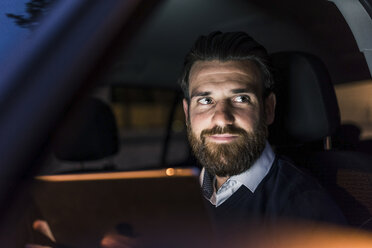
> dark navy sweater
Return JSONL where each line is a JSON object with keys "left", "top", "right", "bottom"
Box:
{"left": 203, "top": 156, "right": 346, "bottom": 227}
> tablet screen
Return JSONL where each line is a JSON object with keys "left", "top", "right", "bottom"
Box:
{"left": 32, "top": 167, "right": 212, "bottom": 247}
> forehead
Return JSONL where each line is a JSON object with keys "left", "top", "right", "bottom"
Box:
{"left": 188, "top": 60, "right": 262, "bottom": 94}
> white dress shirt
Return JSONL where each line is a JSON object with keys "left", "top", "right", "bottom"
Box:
{"left": 200, "top": 141, "right": 275, "bottom": 207}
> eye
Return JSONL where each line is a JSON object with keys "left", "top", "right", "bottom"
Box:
{"left": 198, "top": 97, "right": 213, "bottom": 105}
{"left": 233, "top": 95, "right": 251, "bottom": 103}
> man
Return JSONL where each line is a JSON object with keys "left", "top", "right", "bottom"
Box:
{"left": 179, "top": 31, "right": 345, "bottom": 226}
{"left": 29, "top": 31, "right": 345, "bottom": 247}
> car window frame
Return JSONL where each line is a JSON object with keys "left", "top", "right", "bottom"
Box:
{"left": 0, "top": 0, "right": 161, "bottom": 222}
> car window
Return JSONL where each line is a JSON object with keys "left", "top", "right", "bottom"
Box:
{"left": 111, "top": 87, "right": 188, "bottom": 169}
{"left": 2, "top": 0, "right": 372, "bottom": 246}
{"left": 43, "top": 86, "right": 190, "bottom": 174}
{"left": 335, "top": 80, "right": 372, "bottom": 139}
{"left": 0, "top": 0, "right": 58, "bottom": 62}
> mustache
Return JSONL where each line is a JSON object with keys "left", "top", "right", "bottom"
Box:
{"left": 200, "top": 125, "right": 248, "bottom": 137}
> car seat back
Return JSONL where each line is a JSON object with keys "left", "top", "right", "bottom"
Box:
{"left": 53, "top": 97, "right": 119, "bottom": 168}
{"left": 269, "top": 51, "right": 372, "bottom": 228}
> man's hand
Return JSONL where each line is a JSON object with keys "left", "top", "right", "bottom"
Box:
{"left": 100, "top": 232, "right": 138, "bottom": 248}
{"left": 26, "top": 219, "right": 138, "bottom": 248}
{"left": 25, "top": 220, "right": 55, "bottom": 248}
{"left": 32, "top": 220, "right": 56, "bottom": 242}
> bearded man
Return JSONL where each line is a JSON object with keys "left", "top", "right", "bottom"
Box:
{"left": 180, "top": 31, "right": 346, "bottom": 226}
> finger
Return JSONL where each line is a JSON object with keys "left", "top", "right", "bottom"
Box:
{"left": 100, "top": 233, "right": 138, "bottom": 248}
{"left": 32, "top": 220, "right": 56, "bottom": 242}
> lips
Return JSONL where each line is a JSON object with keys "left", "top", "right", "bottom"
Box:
{"left": 206, "top": 133, "right": 240, "bottom": 143}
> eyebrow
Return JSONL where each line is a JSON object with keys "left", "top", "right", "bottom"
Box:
{"left": 190, "top": 85, "right": 259, "bottom": 99}
{"left": 231, "top": 88, "right": 256, "bottom": 94}
{"left": 190, "top": 91, "right": 211, "bottom": 99}
{"left": 233, "top": 83, "right": 260, "bottom": 93}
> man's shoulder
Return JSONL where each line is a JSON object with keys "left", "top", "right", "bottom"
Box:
{"left": 261, "top": 155, "right": 346, "bottom": 224}
{"left": 259, "top": 155, "right": 332, "bottom": 206}
{"left": 266, "top": 155, "right": 322, "bottom": 190}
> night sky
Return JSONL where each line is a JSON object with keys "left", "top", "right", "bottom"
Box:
{"left": 0, "top": 1, "right": 31, "bottom": 59}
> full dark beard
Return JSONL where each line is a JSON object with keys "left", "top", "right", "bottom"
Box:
{"left": 187, "top": 122, "right": 267, "bottom": 177}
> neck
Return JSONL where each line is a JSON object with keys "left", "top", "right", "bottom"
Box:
{"left": 215, "top": 175, "right": 229, "bottom": 190}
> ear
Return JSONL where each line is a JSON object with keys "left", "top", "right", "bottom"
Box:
{"left": 264, "top": 93, "right": 276, "bottom": 125}
{"left": 183, "top": 98, "right": 189, "bottom": 124}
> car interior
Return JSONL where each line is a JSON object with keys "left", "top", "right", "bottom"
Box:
{"left": 1, "top": 0, "right": 372, "bottom": 247}
{"left": 269, "top": 51, "right": 372, "bottom": 228}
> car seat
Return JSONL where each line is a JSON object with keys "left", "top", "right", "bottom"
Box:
{"left": 52, "top": 97, "right": 119, "bottom": 171}
{"left": 24, "top": 97, "right": 120, "bottom": 245}
{"left": 269, "top": 51, "right": 372, "bottom": 229}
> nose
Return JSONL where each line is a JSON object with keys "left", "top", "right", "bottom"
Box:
{"left": 212, "top": 101, "right": 235, "bottom": 126}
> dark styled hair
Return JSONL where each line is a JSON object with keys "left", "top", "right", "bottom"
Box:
{"left": 179, "top": 31, "right": 274, "bottom": 100}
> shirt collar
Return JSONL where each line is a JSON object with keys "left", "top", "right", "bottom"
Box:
{"left": 200, "top": 141, "right": 275, "bottom": 197}
{"left": 230, "top": 141, "right": 275, "bottom": 192}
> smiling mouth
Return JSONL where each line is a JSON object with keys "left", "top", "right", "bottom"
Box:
{"left": 206, "top": 134, "right": 240, "bottom": 143}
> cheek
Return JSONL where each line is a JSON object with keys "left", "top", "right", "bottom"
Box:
{"left": 190, "top": 112, "right": 210, "bottom": 135}
{"left": 234, "top": 110, "right": 260, "bottom": 131}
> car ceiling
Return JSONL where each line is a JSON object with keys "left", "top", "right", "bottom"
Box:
{"left": 103, "top": 0, "right": 371, "bottom": 90}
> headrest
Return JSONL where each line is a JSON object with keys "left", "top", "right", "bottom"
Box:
{"left": 53, "top": 97, "right": 119, "bottom": 161}
{"left": 269, "top": 52, "right": 340, "bottom": 146}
